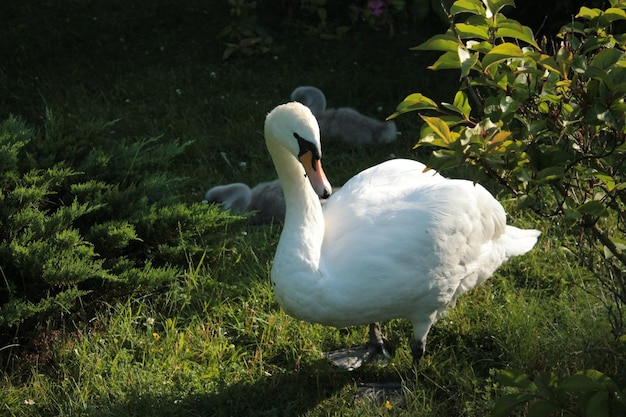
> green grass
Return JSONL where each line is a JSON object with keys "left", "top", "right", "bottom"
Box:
{"left": 1, "top": 1, "right": 625, "bottom": 416}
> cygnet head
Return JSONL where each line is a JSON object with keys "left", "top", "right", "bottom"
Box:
{"left": 290, "top": 86, "right": 327, "bottom": 116}
{"left": 205, "top": 183, "right": 252, "bottom": 213}
{"left": 264, "top": 102, "right": 332, "bottom": 199}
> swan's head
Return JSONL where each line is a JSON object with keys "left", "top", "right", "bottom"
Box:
{"left": 265, "top": 102, "right": 332, "bottom": 199}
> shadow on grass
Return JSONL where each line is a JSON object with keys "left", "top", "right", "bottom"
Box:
{"left": 90, "top": 360, "right": 355, "bottom": 417}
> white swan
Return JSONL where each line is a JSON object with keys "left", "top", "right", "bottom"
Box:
{"left": 290, "top": 86, "right": 398, "bottom": 146}
{"left": 265, "top": 102, "right": 541, "bottom": 368}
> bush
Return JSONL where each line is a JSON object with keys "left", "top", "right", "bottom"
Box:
{"left": 390, "top": 0, "right": 626, "bottom": 414}
{"left": 391, "top": 0, "right": 626, "bottom": 334}
{"left": 0, "top": 113, "right": 239, "bottom": 340}
{"left": 493, "top": 368, "right": 626, "bottom": 417}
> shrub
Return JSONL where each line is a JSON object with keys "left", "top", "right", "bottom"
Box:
{"left": 0, "top": 113, "right": 239, "bottom": 340}
{"left": 390, "top": 0, "right": 626, "bottom": 416}
{"left": 390, "top": 0, "right": 626, "bottom": 413}
{"left": 493, "top": 368, "right": 626, "bottom": 417}
{"left": 390, "top": 0, "right": 626, "bottom": 334}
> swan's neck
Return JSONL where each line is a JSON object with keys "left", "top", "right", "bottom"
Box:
{"left": 267, "top": 139, "right": 325, "bottom": 278}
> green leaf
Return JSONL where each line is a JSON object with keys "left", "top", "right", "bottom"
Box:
{"left": 456, "top": 23, "right": 490, "bottom": 40}
{"left": 499, "top": 95, "right": 520, "bottom": 117}
{"left": 482, "top": 42, "right": 524, "bottom": 68}
{"left": 576, "top": 370, "right": 618, "bottom": 390}
{"left": 484, "top": 0, "right": 515, "bottom": 16}
{"left": 516, "top": 193, "right": 536, "bottom": 209}
{"left": 537, "top": 54, "right": 563, "bottom": 76}
{"left": 454, "top": 91, "right": 471, "bottom": 118}
{"left": 576, "top": 7, "right": 602, "bottom": 20}
{"left": 556, "top": 46, "right": 574, "bottom": 75}
{"left": 590, "top": 48, "right": 625, "bottom": 70}
{"left": 594, "top": 172, "right": 616, "bottom": 191}
{"left": 421, "top": 115, "right": 454, "bottom": 145}
{"left": 459, "top": 46, "right": 480, "bottom": 77}
{"left": 428, "top": 51, "right": 461, "bottom": 70}
{"left": 491, "top": 393, "right": 535, "bottom": 417}
{"left": 576, "top": 201, "right": 609, "bottom": 218}
{"left": 586, "top": 391, "right": 610, "bottom": 417}
{"left": 534, "top": 373, "right": 558, "bottom": 399}
{"left": 488, "top": 131, "right": 512, "bottom": 147}
{"left": 443, "top": 90, "right": 471, "bottom": 119}
{"left": 537, "top": 166, "right": 564, "bottom": 181}
{"left": 387, "top": 93, "right": 439, "bottom": 119}
{"left": 496, "top": 369, "right": 538, "bottom": 391}
{"left": 450, "top": 0, "right": 485, "bottom": 16}
{"left": 559, "top": 371, "right": 603, "bottom": 392}
{"left": 468, "top": 40, "right": 495, "bottom": 53}
{"left": 603, "top": 7, "right": 626, "bottom": 23}
{"left": 495, "top": 20, "right": 540, "bottom": 49}
{"left": 441, "top": 102, "right": 465, "bottom": 117}
{"left": 586, "top": 66, "right": 613, "bottom": 88}
{"left": 426, "top": 149, "right": 463, "bottom": 172}
{"left": 413, "top": 33, "right": 461, "bottom": 52}
{"left": 317, "top": 7, "right": 327, "bottom": 22}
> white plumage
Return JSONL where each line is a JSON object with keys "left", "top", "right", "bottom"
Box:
{"left": 265, "top": 101, "right": 540, "bottom": 366}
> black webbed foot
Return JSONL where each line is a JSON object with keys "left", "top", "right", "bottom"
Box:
{"left": 324, "top": 323, "right": 392, "bottom": 371}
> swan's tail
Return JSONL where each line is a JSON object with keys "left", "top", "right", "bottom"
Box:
{"left": 502, "top": 226, "right": 541, "bottom": 258}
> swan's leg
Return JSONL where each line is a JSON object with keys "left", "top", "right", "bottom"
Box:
{"left": 410, "top": 314, "right": 436, "bottom": 367}
{"left": 324, "top": 322, "right": 391, "bottom": 370}
{"left": 410, "top": 339, "right": 424, "bottom": 366}
{"left": 354, "top": 323, "right": 405, "bottom": 402}
{"left": 362, "top": 322, "right": 391, "bottom": 362}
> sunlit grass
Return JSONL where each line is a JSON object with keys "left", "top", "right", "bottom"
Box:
{"left": 4, "top": 222, "right": 621, "bottom": 416}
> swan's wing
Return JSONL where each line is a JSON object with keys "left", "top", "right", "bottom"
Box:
{"left": 320, "top": 159, "right": 513, "bottom": 314}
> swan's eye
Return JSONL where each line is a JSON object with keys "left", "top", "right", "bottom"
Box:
{"left": 293, "top": 132, "right": 321, "bottom": 161}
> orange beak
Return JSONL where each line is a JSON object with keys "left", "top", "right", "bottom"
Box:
{"left": 299, "top": 151, "right": 332, "bottom": 199}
